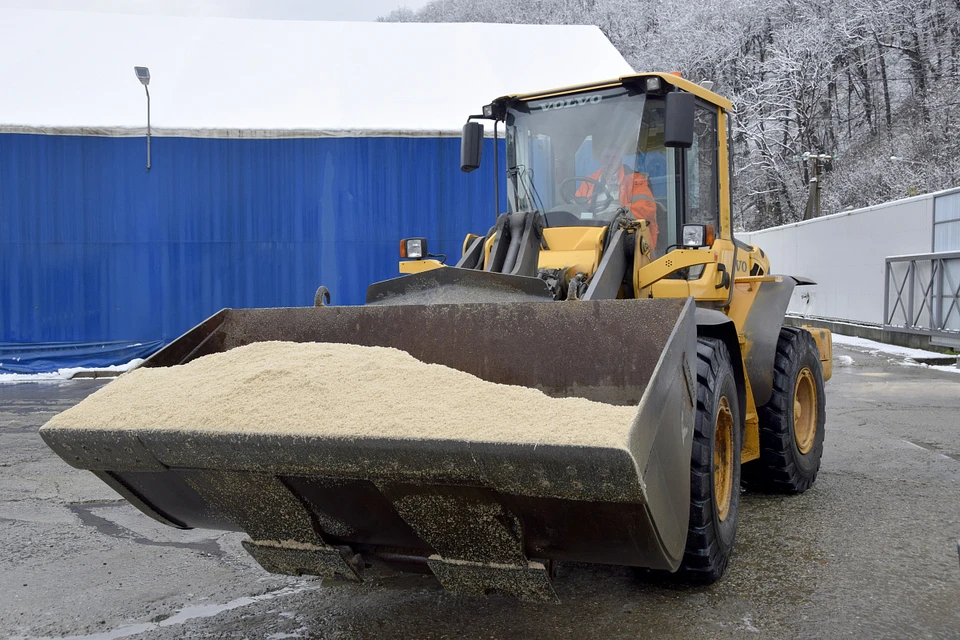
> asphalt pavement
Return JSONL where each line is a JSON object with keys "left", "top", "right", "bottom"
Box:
{"left": 1, "top": 344, "right": 958, "bottom": 639}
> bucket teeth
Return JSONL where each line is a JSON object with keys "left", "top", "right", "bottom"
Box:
{"left": 179, "top": 470, "right": 322, "bottom": 543}
{"left": 379, "top": 485, "right": 526, "bottom": 565}
{"left": 182, "top": 470, "right": 364, "bottom": 581}
{"left": 242, "top": 539, "right": 363, "bottom": 582}
{"left": 427, "top": 556, "right": 557, "bottom": 602}
{"left": 377, "top": 484, "right": 559, "bottom": 600}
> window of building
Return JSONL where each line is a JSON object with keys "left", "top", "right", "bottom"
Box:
{"left": 934, "top": 191, "right": 960, "bottom": 252}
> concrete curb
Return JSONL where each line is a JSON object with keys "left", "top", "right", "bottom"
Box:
{"left": 785, "top": 316, "right": 958, "bottom": 365}
{"left": 786, "top": 316, "right": 958, "bottom": 366}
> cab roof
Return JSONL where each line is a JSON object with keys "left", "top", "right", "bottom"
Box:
{"left": 496, "top": 72, "right": 733, "bottom": 112}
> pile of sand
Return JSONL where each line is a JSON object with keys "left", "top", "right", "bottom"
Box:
{"left": 42, "top": 341, "right": 637, "bottom": 449}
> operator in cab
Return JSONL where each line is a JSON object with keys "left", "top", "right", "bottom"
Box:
{"left": 575, "top": 133, "right": 659, "bottom": 250}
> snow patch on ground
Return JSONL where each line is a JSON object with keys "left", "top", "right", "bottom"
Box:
{"left": 831, "top": 333, "right": 959, "bottom": 375}
{"left": 893, "top": 360, "right": 960, "bottom": 375}
{"left": 831, "top": 334, "right": 954, "bottom": 361}
{"left": 0, "top": 359, "right": 144, "bottom": 384}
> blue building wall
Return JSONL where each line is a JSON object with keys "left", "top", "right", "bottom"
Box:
{"left": 0, "top": 133, "right": 505, "bottom": 372}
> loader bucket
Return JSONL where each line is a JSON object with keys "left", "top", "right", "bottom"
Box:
{"left": 41, "top": 297, "right": 698, "bottom": 601}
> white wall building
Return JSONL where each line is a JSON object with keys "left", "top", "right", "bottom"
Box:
{"left": 742, "top": 187, "right": 960, "bottom": 335}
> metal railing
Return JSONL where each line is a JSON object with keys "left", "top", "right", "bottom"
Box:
{"left": 884, "top": 251, "right": 960, "bottom": 338}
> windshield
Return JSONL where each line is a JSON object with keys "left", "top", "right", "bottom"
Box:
{"left": 505, "top": 88, "right": 674, "bottom": 255}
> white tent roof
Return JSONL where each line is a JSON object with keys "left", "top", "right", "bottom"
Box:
{"left": 0, "top": 9, "right": 634, "bottom": 137}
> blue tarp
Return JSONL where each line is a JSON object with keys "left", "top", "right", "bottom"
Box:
{"left": 0, "top": 133, "right": 505, "bottom": 372}
{"left": 0, "top": 340, "right": 164, "bottom": 374}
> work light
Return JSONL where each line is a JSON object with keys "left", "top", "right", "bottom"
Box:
{"left": 400, "top": 238, "right": 427, "bottom": 259}
{"left": 682, "top": 224, "right": 716, "bottom": 248}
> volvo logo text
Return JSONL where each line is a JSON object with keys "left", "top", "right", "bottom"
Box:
{"left": 536, "top": 94, "right": 603, "bottom": 111}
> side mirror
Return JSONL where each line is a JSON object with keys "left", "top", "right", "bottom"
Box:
{"left": 461, "top": 121, "right": 483, "bottom": 172}
{"left": 664, "top": 92, "right": 695, "bottom": 149}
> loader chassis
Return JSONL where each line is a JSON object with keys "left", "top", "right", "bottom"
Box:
{"left": 40, "top": 72, "right": 831, "bottom": 600}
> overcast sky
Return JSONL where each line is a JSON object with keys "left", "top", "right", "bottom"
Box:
{"left": 0, "top": 0, "right": 432, "bottom": 22}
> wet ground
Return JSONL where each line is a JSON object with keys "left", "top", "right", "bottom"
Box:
{"left": 1, "top": 344, "right": 958, "bottom": 639}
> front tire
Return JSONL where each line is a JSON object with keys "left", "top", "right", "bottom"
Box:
{"left": 675, "top": 337, "right": 743, "bottom": 583}
{"left": 742, "top": 326, "right": 826, "bottom": 493}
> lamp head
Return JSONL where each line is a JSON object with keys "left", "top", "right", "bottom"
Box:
{"left": 134, "top": 66, "right": 150, "bottom": 86}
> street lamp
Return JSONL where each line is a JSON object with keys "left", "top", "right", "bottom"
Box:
{"left": 134, "top": 66, "right": 151, "bottom": 171}
{"left": 800, "top": 151, "right": 832, "bottom": 220}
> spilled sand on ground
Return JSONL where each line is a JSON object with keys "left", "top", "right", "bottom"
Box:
{"left": 42, "top": 341, "right": 637, "bottom": 449}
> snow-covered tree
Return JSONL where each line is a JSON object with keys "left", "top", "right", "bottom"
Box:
{"left": 380, "top": 0, "right": 960, "bottom": 230}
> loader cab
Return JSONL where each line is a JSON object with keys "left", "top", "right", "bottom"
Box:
{"left": 496, "top": 79, "right": 724, "bottom": 260}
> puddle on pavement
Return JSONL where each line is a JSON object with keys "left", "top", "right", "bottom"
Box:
{"left": 902, "top": 440, "right": 960, "bottom": 462}
{"left": 10, "top": 584, "right": 319, "bottom": 640}
{"left": 66, "top": 501, "right": 224, "bottom": 556}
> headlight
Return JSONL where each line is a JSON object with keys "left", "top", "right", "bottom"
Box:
{"left": 682, "top": 225, "right": 705, "bottom": 247}
{"left": 400, "top": 237, "right": 427, "bottom": 259}
{"left": 681, "top": 224, "right": 716, "bottom": 248}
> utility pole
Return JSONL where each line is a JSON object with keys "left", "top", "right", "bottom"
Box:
{"left": 801, "top": 152, "right": 831, "bottom": 220}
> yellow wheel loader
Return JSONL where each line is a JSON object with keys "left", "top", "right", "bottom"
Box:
{"left": 41, "top": 73, "right": 832, "bottom": 601}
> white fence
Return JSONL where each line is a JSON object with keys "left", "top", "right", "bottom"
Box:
{"left": 741, "top": 187, "right": 960, "bottom": 326}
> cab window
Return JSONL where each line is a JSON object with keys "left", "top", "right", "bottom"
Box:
{"left": 685, "top": 106, "right": 719, "bottom": 228}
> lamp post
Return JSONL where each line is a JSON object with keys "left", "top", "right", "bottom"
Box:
{"left": 801, "top": 152, "right": 832, "bottom": 220}
{"left": 134, "top": 66, "right": 151, "bottom": 171}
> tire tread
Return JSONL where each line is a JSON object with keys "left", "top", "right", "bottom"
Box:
{"left": 743, "top": 326, "right": 825, "bottom": 494}
{"left": 674, "top": 337, "right": 742, "bottom": 583}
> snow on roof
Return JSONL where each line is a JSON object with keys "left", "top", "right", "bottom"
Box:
{"left": 0, "top": 9, "right": 634, "bottom": 137}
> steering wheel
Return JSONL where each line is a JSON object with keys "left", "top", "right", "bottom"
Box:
{"left": 559, "top": 176, "right": 615, "bottom": 213}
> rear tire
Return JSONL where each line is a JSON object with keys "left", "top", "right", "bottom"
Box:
{"left": 674, "top": 337, "right": 743, "bottom": 583}
{"left": 742, "top": 326, "right": 825, "bottom": 493}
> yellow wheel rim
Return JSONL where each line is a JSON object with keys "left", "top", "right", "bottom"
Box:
{"left": 714, "top": 396, "right": 734, "bottom": 522}
{"left": 794, "top": 367, "right": 817, "bottom": 454}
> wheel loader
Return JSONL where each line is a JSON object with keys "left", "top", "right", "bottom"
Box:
{"left": 40, "top": 72, "right": 832, "bottom": 602}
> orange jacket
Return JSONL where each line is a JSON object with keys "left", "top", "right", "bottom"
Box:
{"left": 576, "top": 166, "right": 658, "bottom": 248}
